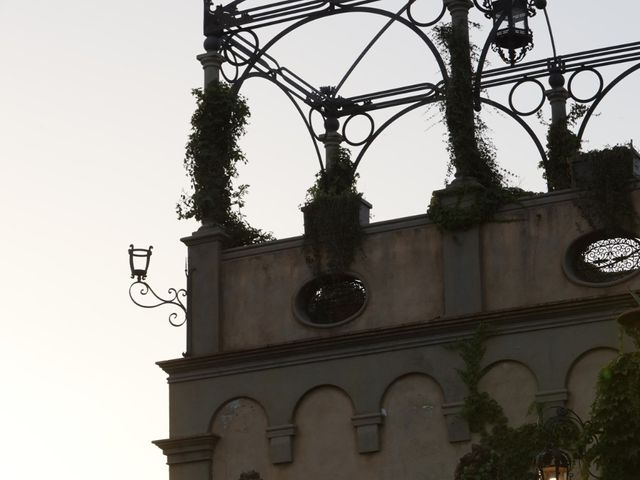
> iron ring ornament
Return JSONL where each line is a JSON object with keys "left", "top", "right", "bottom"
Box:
{"left": 342, "top": 112, "right": 375, "bottom": 147}
{"left": 567, "top": 66, "right": 604, "bottom": 103}
{"left": 127, "top": 245, "right": 188, "bottom": 328}
{"left": 406, "top": 0, "right": 446, "bottom": 28}
{"left": 508, "top": 77, "right": 546, "bottom": 116}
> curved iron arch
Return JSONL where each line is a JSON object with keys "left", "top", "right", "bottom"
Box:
{"left": 241, "top": 71, "right": 324, "bottom": 169}
{"left": 229, "top": 4, "right": 449, "bottom": 97}
{"left": 577, "top": 61, "right": 640, "bottom": 142}
{"left": 352, "top": 96, "right": 441, "bottom": 170}
{"left": 480, "top": 97, "right": 549, "bottom": 190}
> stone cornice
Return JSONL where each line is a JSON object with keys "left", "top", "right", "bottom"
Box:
{"left": 157, "top": 293, "right": 633, "bottom": 383}
{"left": 153, "top": 434, "right": 218, "bottom": 465}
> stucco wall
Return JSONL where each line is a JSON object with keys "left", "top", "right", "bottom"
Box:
{"left": 218, "top": 191, "right": 640, "bottom": 352}
{"left": 221, "top": 219, "right": 443, "bottom": 350}
{"left": 199, "top": 343, "right": 618, "bottom": 480}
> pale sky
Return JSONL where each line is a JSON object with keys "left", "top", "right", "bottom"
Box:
{"left": 1, "top": 1, "right": 638, "bottom": 479}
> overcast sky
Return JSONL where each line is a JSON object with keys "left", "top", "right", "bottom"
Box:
{"left": 1, "top": 1, "right": 638, "bottom": 479}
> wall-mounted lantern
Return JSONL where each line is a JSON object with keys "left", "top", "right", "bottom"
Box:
{"left": 127, "top": 244, "right": 187, "bottom": 327}
{"left": 128, "top": 245, "right": 153, "bottom": 281}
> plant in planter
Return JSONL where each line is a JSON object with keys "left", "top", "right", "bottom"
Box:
{"left": 177, "top": 81, "right": 273, "bottom": 248}
{"left": 302, "top": 147, "right": 363, "bottom": 275}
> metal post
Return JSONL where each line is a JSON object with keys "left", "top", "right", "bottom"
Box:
{"left": 546, "top": 70, "right": 569, "bottom": 124}
{"left": 319, "top": 115, "right": 343, "bottom": 171}
{"left": 197, "top": 49, "right": 225, "bottom": 87}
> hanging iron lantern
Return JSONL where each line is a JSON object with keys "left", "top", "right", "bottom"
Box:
{"left": 488, "top": 0, "right": 542, "bottom": 65}
{"left": 129, "top": 245, "right": 153, "bottom": 281}
{"left": 536, "top": 444, "right": 571, "bottom": 480}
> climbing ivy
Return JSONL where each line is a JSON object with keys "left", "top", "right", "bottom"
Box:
{"left": 541, "top": 103, "right": 586, "bottom": 191}
{"left": 303, "top": 147, "right": 363, "bottom": 274}
{"left": 427, "top": 24, "right": 531, "bottom": 231}
{"left": 453, "top": 325, "right": 579, "bottom": 480}
{"left": 177, "top": 82, "right": 273, "bottom": 248}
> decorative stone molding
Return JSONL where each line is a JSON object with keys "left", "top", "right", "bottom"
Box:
{"left": 153, "top": 434, "right": 218, "bottom": 465}
{"left": 351, "top": 412, "right": 384, "bottom": 453}
{"left": 266, "top": 424, "right": 296, "bottom": 464}
{"left": 442, "top": 402, "right": 471, "bottom": 443}
{"left": 536, "top": 389, "right": 569, "bottom": 412}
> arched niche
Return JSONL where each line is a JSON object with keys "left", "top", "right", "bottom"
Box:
{"left": 479, "top": 360, "right": 538, "bottom": 427}
{"left": 211, "top": 398, "right": 271, "bottom": 480}
{"left": 288, "top": 385, "right": 358, "bottom": 480}
{"left": 566, "top": 347, "right": 618, "bottom": 420}
{"left": 375, "top": 373, "right": 466, "bottom": 479}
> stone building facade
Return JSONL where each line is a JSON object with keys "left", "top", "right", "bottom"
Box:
{"left": 153, "top": 189, "right": 639, "bottom": 479}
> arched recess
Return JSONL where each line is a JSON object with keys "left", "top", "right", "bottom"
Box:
{"left": 479, "top": 360, "right": 538, "bottom": 427}
{"left": 288, "top": 385, "right": 359, "bottom": 480}
{"left": 373, "top": 373, "right": 466, "bottom": 479}
{"left": 565, "top": 347, "right": 618, "bottom": 421}
{"left": 211, "top": 397, "right": 271, "bottom": 480}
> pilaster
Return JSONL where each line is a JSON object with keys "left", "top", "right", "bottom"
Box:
{"left": 181, "top": 226, "right": 228, "bottom": 356}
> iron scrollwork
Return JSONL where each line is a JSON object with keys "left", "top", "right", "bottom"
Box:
{"left": 128, "top": 281, "right": 187, "bottom": 327}
{"left": 128, "top": 244, "right": 189, "bottom": 327}
{"left": 201, "top": 1, "right": 640, "bottom": 184}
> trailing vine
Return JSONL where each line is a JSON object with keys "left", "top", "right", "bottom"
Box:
{"left": 177, "top": 81, "right": 273, "bottom": 248}
{"left": 427, "top": 24, "right": 530, "bottom": 231}
{"left": 453, "top": 325, "right": 579, "bottom": 480}
{"left": 541, "top": 103, "right": 585, "bottom": 191}
{"left": 574, "top": 145, "right": 637, "bottom": 231}
{"left": 302, "top": 147, "right": 363, "bottom": 274}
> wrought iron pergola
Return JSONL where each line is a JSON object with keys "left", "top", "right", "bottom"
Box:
{"left": 200, "top": 0, "right": 640, "bottom": 183}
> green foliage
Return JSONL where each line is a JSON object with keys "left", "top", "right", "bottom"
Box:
{"left": 303, "top": 148, "right": 363, "bottom": 274}
{"left": 544, "top": 120, "right": 580, "bottom": 191}
{"left": 580, "top": 351, "right": 640, "bottom": 479}
{"left": 574, "top": 145, "right": 637, "bottom": 230}
{"left": 452, "top": 324, "right": 507, "bottom": 434}
{"left": 428, "top": 24, "right": 532, "bottom": 231}
{"left": 177, "top": 82, "right": 273, "bottom": 248}
{"left": 453, "top": 325, "right": 554, "bottom": 480}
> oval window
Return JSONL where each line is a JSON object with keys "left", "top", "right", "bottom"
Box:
{"left": 294, "top": 274, "right": 368, "bottom": 327}
{"left": 564, "top": 231, "right": 640, "bottom": 286}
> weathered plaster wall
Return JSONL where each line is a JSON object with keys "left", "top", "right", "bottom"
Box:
{"left": 221, "top": 219, "right": 443, "bottom": 350}
{"left": 218, "top": 192, "right": 640, "bottom": 352}
{"left": 198, "top": 346, "right": 617, "bottom": 480}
